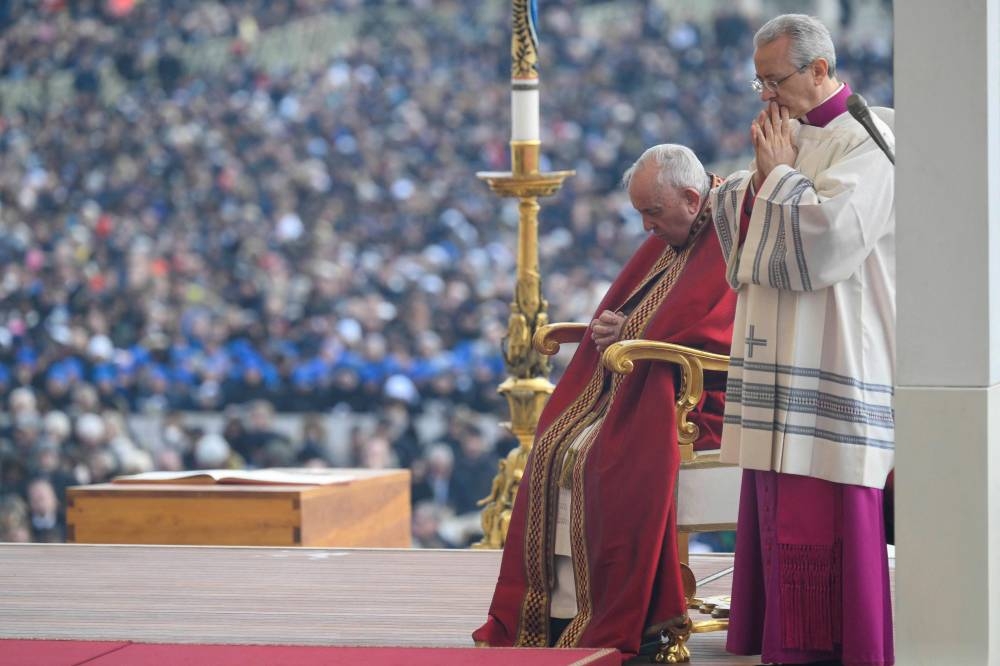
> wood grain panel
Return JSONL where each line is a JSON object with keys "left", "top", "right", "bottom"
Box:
{"left": 66, "top": 469, "right": 411, "bottom": 547}
{"left": 0, "top": 544, "right": 893, "bottom": 665}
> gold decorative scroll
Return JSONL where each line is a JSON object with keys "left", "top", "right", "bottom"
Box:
{"left": 511, "top": 0, "right": 539, "bottom": 79}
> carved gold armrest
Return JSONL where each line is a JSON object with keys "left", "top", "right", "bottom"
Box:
{"left": 602, "top": 340, "right": 729, "bottom": 460}
{"left": 533, "top": 323, "right": 588, "bottom": 355}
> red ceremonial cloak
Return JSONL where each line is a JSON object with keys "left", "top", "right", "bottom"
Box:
{"left": 473, "top": 208, "right": 737, "bottom": 658}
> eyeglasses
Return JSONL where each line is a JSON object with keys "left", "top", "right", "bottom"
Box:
{"left": 750, "top": 64, "right": 809, "bottom": 93}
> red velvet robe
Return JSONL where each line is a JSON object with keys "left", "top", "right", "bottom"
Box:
{"left": 473, "top": 207, "right": 737, "bottom": 659}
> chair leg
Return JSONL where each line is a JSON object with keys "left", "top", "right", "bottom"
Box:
{"left": 652, "top": 615, "right": 692, "bottom": 663}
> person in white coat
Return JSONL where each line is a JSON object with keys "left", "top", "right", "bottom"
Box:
{"left": 711, "top": 13, "right": 895, "bottom": 666}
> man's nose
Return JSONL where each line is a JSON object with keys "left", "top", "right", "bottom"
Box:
{"left": 760, "top": 89, "right": 776, "bottom": 103}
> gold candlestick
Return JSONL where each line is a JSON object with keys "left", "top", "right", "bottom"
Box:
{"left": 474, "top": 0, "right": 574, "bottom": 550}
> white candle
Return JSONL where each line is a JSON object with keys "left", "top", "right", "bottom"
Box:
{"left": 510, "top": 0, "right": 540, "bottom": 142}
{"left": 511, "top": 81, "right": 540, "bottom": 142}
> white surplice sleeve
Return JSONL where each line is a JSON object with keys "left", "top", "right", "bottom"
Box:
{"left": 713, "top": 120, "right": 894, "bottom": 293}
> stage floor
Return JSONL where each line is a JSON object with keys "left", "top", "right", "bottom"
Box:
{"left": 0, "top": 543, "right": 893, "bottom": 664}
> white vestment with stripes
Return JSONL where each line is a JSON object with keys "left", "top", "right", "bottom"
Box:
{"left": 710, "top": 109, "right": 895, "bottom": 489}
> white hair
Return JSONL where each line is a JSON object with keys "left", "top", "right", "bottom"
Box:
{"left": 427, "top": 443, "right": 454, "bottom": 467}
{"left": 622, "top": 144, "right": 709, "bottom": 198}
{"left": 754, "top": 14, "right": 837, "bottom": 77}
{"left": 194, "top": 433, "right": 231, "bottom": 468}
{"left": 75, "top": 412, "right": 107, "bottom": 442}
{"left": 8, "top": 387, "right": 37, "bottom": 414}
{"left": 43, "top": 411, "right": 72, "bottom": 441}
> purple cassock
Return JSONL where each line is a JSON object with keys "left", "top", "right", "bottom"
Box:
{"left": 726, "top": 471, "right": 894, "bottom": 665}
{"left": 725, "top": 84, "right": 895, "bottom": 666}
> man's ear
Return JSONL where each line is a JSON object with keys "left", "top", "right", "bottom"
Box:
{"left": 683, "top": 188, "right": 701, "bottom": 213}
{"left": 811, "top": 57, "right": 830, "bottom": 82}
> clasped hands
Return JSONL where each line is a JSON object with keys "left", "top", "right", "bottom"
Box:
{"left": 751, "top": 102, "right": 798, "bottom": 191}
{"left": 591, "top": 310, "right": 626, "bottom": 353}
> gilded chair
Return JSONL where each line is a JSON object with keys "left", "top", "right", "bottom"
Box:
{"left": 534, "top": 323, "right": 737, "bottom": 662}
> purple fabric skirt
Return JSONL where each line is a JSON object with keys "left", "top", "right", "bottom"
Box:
{"left": 726, "top": 470, "right": 894, "bottom": 666}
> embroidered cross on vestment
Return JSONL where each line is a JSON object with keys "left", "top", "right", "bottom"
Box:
{"left": 745, "top": 325, "right": 768, "bottom": 358}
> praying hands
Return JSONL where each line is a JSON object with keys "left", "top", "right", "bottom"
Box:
{"left": 591, "top": 310, "right": 626, "bottom": 352}
{"left": 751, "top": 102, "right": 798, "bottom": 190}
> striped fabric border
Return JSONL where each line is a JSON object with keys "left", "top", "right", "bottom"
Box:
{"left": 785, "top": 177, "right": 815, "bottom": 291}
{"left": 729, "top": 358, "right": 894, "bottom": 394}
{"left": 753, "top": 171, "right": 797, "bottom": 284}
{"left": 728, "top": 381, "right": 893, "bottom": 428}
{"left": 722, "top": 416, "right": 894, "bottom": 450}
{"left": 712, "top": 177, "right": 743, "bottom": 260}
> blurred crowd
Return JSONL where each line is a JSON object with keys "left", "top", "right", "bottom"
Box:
{"left": 0, "top": 0, "right": 893, "bottom": 546}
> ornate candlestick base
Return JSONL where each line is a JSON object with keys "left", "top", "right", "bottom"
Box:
{"left": 473, "top": 161, "right": 573, "bottom": 550}
{"left": 473, "top": 376, "right": 554, "bottom": 549}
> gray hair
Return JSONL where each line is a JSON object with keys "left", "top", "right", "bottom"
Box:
{"left": 754, "top": 14, "right": 837, "bottom": 77}
{"left": 622, "top": 144, "right": 709, "bottom": 199}
{"left": 427, "top": 443, "right": 454, "bottom": 467}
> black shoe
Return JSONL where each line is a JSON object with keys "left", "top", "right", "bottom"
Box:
{"left": 548, "top": 617, "right": 572, "bottom": 646}
{"left": 637, "top": 637, "right": 661, "bottom": 656}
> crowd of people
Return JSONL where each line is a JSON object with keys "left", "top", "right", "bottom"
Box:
{"left": 0, "top": 0, "right": 894, "bottom": 546}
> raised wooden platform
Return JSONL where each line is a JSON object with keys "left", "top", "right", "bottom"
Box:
{"left": 0, "top": 544, "right": 893, "bottom": 664}
{"left": 66, "top": 469, "right": 410, "bottom": 547}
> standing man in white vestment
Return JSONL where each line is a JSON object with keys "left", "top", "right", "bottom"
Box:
{"left": 711, "top": 14, "right": 895, "bottom": 666}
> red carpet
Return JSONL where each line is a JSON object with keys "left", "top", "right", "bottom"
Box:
{"left": 0, "top": 640, "right": 620, "bottom": 666}
{"left": 0, "top": 640, "right": 130, "bottom": 665}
